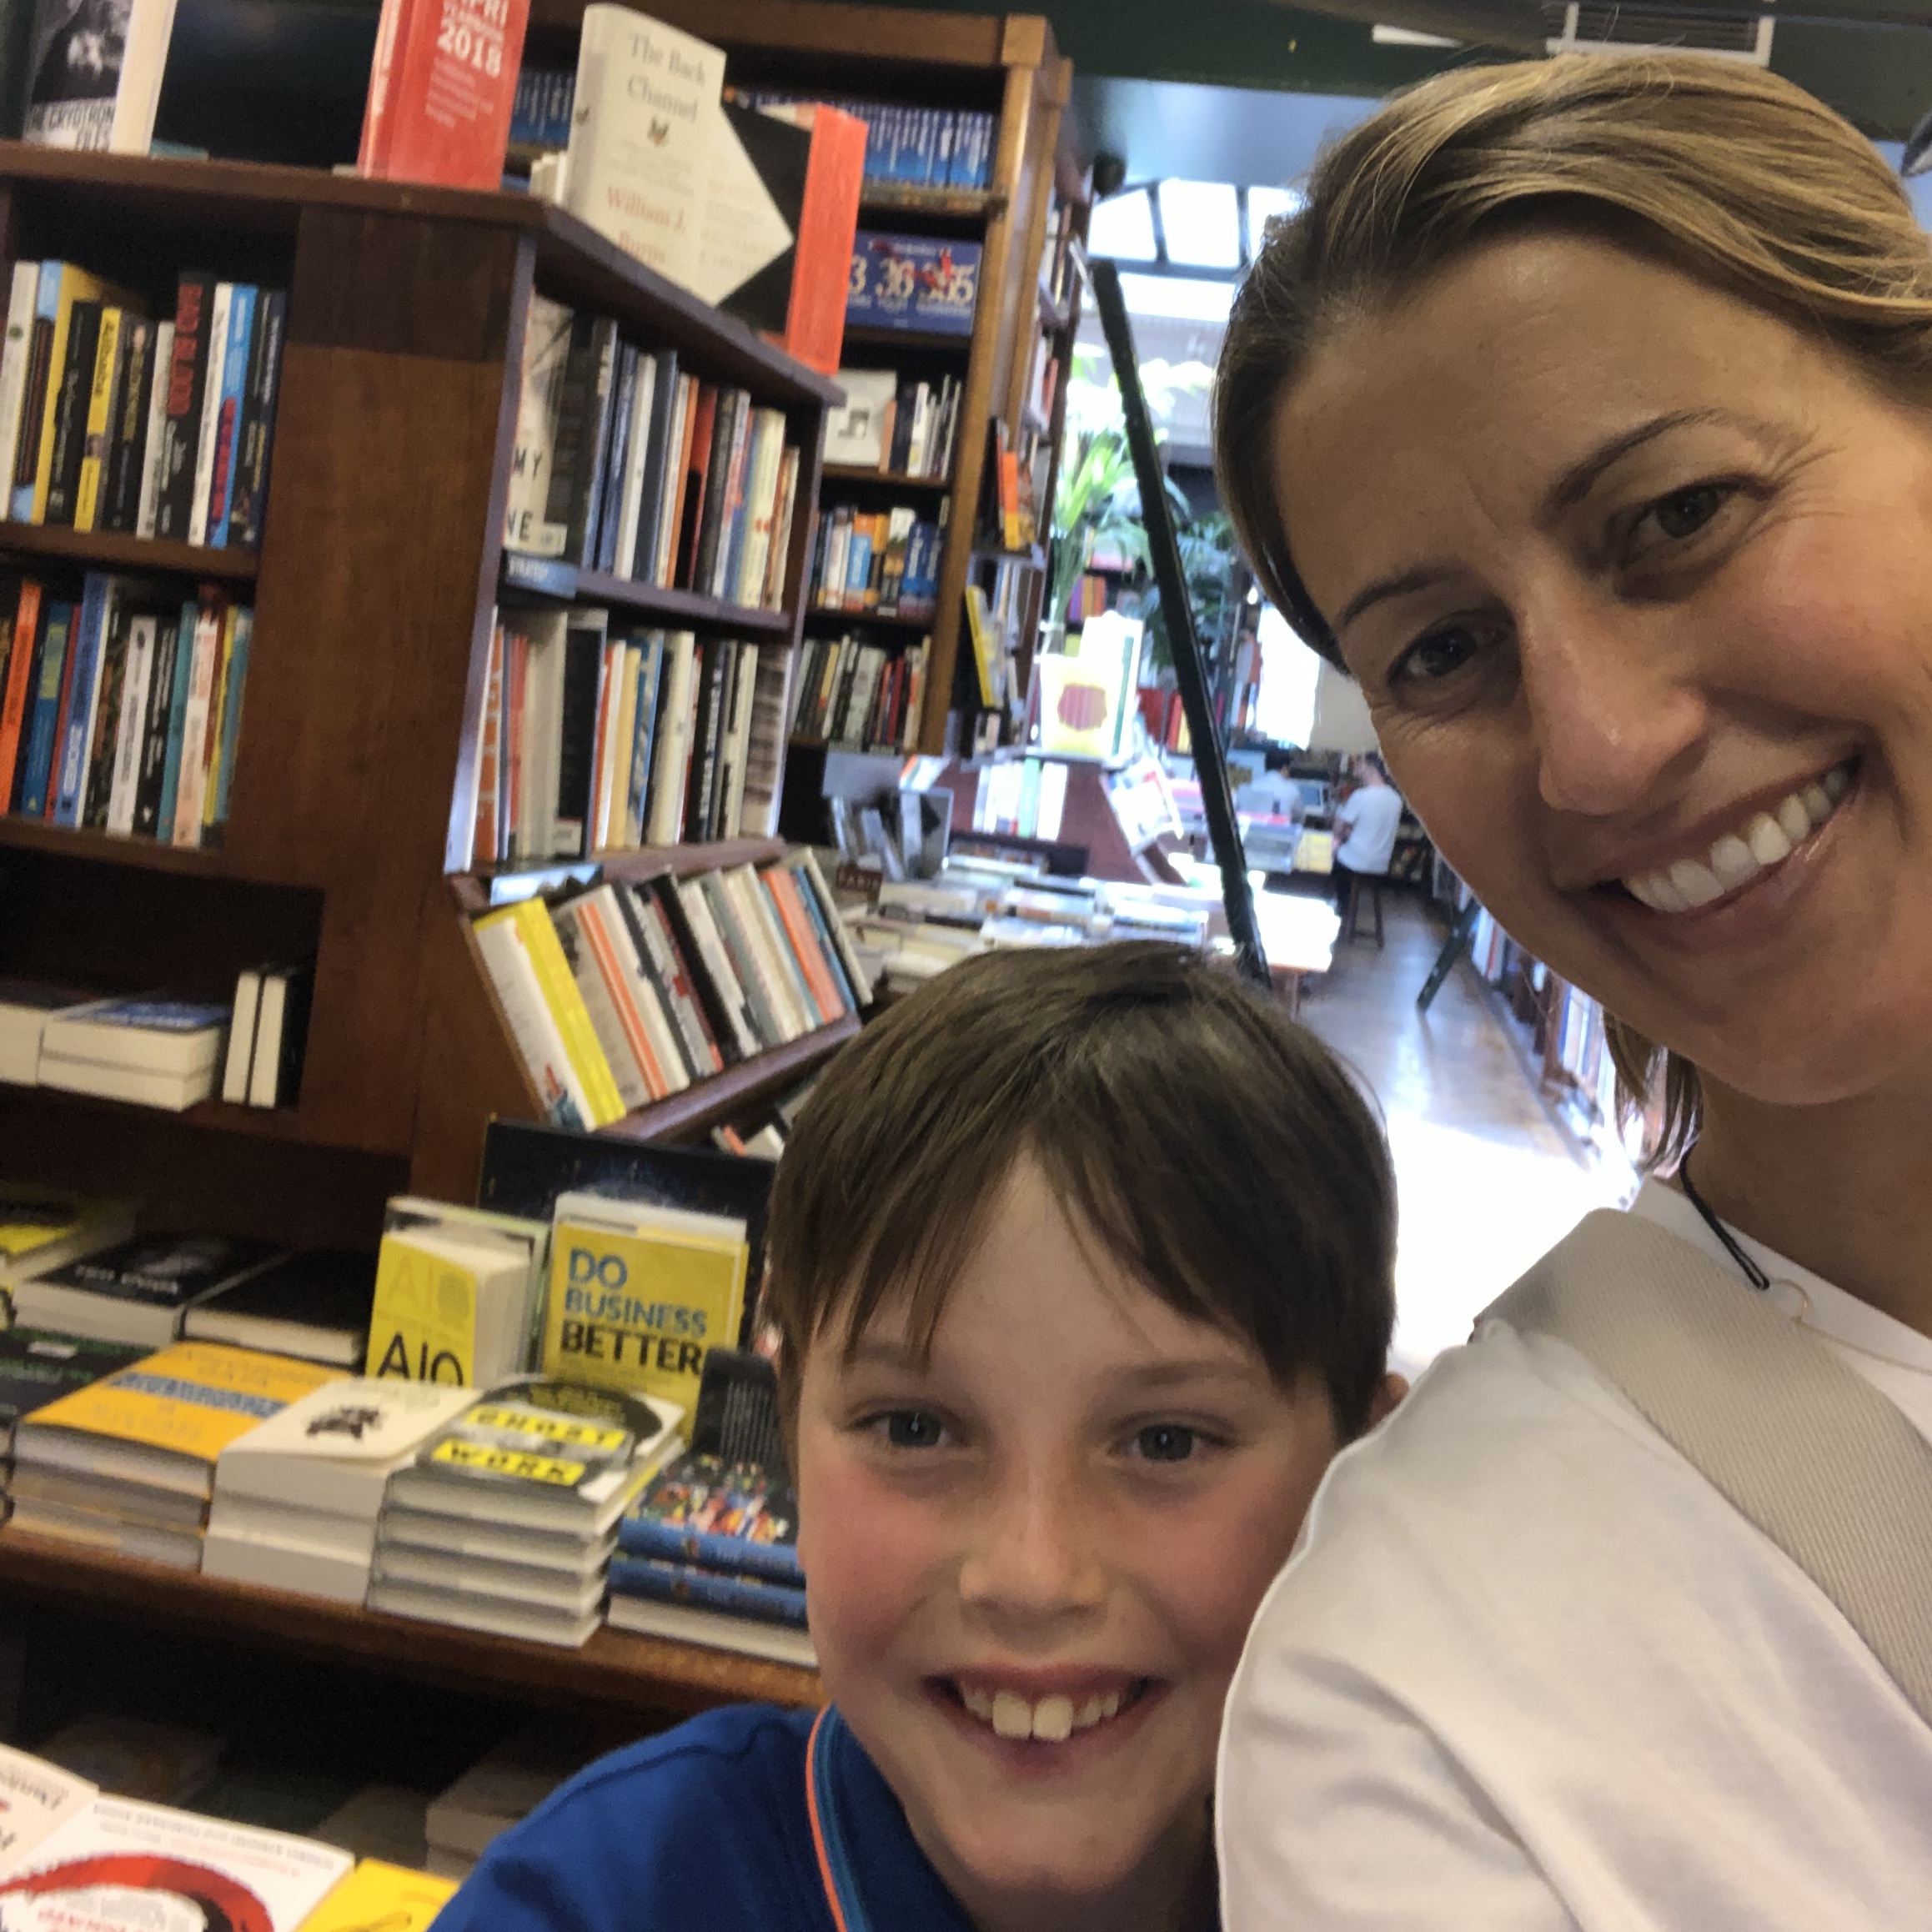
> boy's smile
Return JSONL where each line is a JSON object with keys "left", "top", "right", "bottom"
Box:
{"left": 795, "top": 1157, "right": 1352, "bottom": 1932}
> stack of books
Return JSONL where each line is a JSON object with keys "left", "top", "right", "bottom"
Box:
{"left": 474, "top": 851, "right": 866, "bottom": 1134}
{"left": 182, "top": 1248, "right": 379, "bottom": 1369}
{"left": 824, "top": 367, "right": 963, "bottom": 480}
{"left": 10, "top": 1340, "right": 341, "bottom": 1568}
{"left": 473, "top": 615, "right": 790, "bottom": 866}
{"left": 369, "top": 1377, "right": 683, "bottom": 1648}
{"left": 0, "top": 264, "right": 286, "bottom": 550}
{"left": 0, "top": 1329, "right": 144, "bottom": 1522}
{"left": 0, "top": 979, "right": 102, "bottom": 1086}
{"left": 203, "top": 1377, "right": 476, "bottom": 1603}
{"left": 0, "top": 1183, "right": 134, "bottom": 1312}
{"left": 32, "top": 996, "right": 231, "bottom": 1112}
{"left": 608, "top": 1451, "right": 814, "bottom": 1668}
{"left": 13, "top": 1232, "right": 282, "bottom": 1347}
{"left": 0, "top": 575, "right": 256, "bottom": 850}
{"left": 503, "top": 302, "right": 800, "bottom": 605}
{"left": 422, "top": 1719, "right": 598, "bottom": 1883}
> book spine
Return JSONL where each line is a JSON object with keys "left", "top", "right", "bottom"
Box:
{"left": 208, "top": 605, "right": 253, "bottom": 825}
{"left": 231, "top": 289, "right": 285, "bottom": 550}
{"left": 197, "top": 605, "right": 238, "bottom": 833}
{"left": 187, "top": 283, "right": 235, "bottom": 546}
{"left": 605, "top": 881, "right": 699, "bottom": 1086}
{"left": 637, "top": 890, "right": 724, "bottom": 1074}
{"left": 608, "top": 1554, "right": 809, "bottom": 1627}
{"left": 669, "top": 876, "right": 760, "bottom": 1061}
{"left": 551, "top": 896, "right": 655, "bottom": 1107}
{"left": 690, "top": 389, "right": 738, "bottom": 600}
{"left": 509, "top": 896, "right": 627, "bottom": 1126}
{"left": 471, "top": 619, "right": 503, "bottom": 867}
{"left": 630, "top": 349, "right": 677, "bottom": 582}
{"left": 623, "top": 631, "right": 662, "bottom": 847}
{"left": 43, "top": 299, "right": 100, "bottom": 528}
{"left": 587, "top": 886, "right": 688, "bottom": 1096}
{"left": 611, "top": 349, "right": 652, "bottom": 580}
{"left": 133, "top": 320, "right": 174, "bottom": 539}
{"left": 203, "top": 284, "right": 252, "bottom": 542}
{"left": 170, "top": 596, "right": 223, "bottom": 846}
{"left": 0, "top": 580, "right": 41, "bottom": 808}
{"left": 155, "top": 276, "right": 215, "bottom": 543}
{"left": 23, "top": 264, "right": 71, "bottom": 523}
{"left": 102, "top": 315, "right": 152, "bottom": 533}
{"left": 700, "top": 871, "right": 783, "bottom": 1047}
{"left": 154, "top": 596, "right": 197, "bottom": 835}
{"left": 473, "top": 906, "right": 595, "bottom": 1132}
{"left": 616, "top": 1513, "right": 805, "bottom": 1584}
{"left": 131, "top": 614, "right": 179, "bottom": 837}
{"left": 105, "top": 614, "right": 155, "bottom": 834}
{"left": 51, "top": 572, "right": 108, "bottom": 825}
{"left": 714, "top": 392, "right": 755, "bottom": 602}
{"left": 595, "top": 344, "right": 637, "bottom": 576}
{"left": 0, "top": 262, "right": 39, "bottom": 514}
{"left": 16, "top": 601, "right": 68, "bottom": 817}
{"left": 78, "top": 602, "right": 126, "bottom": 831}
{"left": 8, "top": 306, "right": 53, "bottom": 521}
{"left": 73, "top": 304, "right": 125, "bottom": 533}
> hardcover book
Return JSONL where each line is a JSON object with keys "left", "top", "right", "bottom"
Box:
{"left": 182, "top": 1247, "right": 377, "bottom": 1367}
{"left": 358, "top": 0, "right": 530, "bottom": 190}
{"left": 12, "top": 1232, "right": 284, "bottom": 1348}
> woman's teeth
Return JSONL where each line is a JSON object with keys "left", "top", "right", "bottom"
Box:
{"left": 1623, "top": 762, "right": 1851, "bottom": 914}
{"left": 957, "top": 1684, "right": 1129, "bottom": 1743}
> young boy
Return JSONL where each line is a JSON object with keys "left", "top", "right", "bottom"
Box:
{"left": 434, "top": 941, "right": 1400, "bottom": 1932}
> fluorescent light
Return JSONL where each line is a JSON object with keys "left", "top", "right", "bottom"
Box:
{"left": 1117, "top": 273, "right": 1237, "bottom": 323}
{"left": 1372, "top": 23, "right": 1459, "bottom": 46}
{"left": 1157, "top": 179, "right": 1242, "bottom": 271}
{"left": 1089, "top": 189, "right": 1158, "bottom": 263}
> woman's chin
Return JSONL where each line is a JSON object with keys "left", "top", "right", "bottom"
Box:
{"left": 1651, "top": 1001, "right": 1932, "bottom": 1112}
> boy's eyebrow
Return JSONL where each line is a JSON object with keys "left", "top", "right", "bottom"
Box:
{"left": 1109, "top": 1357, "right": 1261, "bottom": 1391}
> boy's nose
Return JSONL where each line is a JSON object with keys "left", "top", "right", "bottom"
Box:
{"left": 956, "top": 1473, "right": 1109, "bottom": 1625}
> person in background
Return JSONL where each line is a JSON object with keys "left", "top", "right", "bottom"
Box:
{"left": 1238, "top": 746, "right": 1306, "bottom": 822}
{"left": 1327, "top": 754, "right": 1402, "bottom": 915}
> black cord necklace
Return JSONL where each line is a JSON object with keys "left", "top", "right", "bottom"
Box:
{"left": 1678, "top": 1157, "right": 1771, "bottom": 1292}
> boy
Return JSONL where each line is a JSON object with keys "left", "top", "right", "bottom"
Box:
{"left": 436, "top": 941, "right": 1399, "bottom": 1932}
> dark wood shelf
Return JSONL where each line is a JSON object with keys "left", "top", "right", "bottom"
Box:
{"left": 859, "top": 185, "right": 1006, "bottom": 224}
{"left": 0, "top": 1527, "right": 820, "bottom": 1721}
{"left": 600, "top": 1011, "right": 861, "bottom": 1146}
{"left": 820, "top": 465, "right": 950, "bottom": 492}
{"left": 802, "top": 606, "right": 935, "bottom": 634}
{"left": 499, "top": 554, "right": 793, "bottom": 634}
{"left": 452, "top": 836, "right": 786, "bottom": 911}
{"left": 842, "top": 324, "right": 976, "bottom": 354}
{"left": 0, "top": 815, "right": 228, "bottom": 874}
{"left": 0, "top": 523, "right": 259, "bottom": 580}
{"left": 972, "top": 540, "right": 1046, "bottom": 570}
{"left": 3, "top": 1079, "right": 313, "bottom": 1142}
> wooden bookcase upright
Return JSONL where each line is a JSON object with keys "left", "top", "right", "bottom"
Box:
{"left": 523, "top": 0, "right": 1075, "bottom": 756}
{"left": 0, "top": 145, "right": 839, "bottom": 1723}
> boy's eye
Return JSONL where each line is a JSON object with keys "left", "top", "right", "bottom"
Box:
{"left": 878, "top": 1408, "right": 947, "bottom": 1449}
{"left": 1133, "top": 1423, "right": 1197, "bottom": 1463}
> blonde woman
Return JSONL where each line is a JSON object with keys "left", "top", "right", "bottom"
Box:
{"left": 1210, "top": 55, "right": 1932, "bottom": 1929}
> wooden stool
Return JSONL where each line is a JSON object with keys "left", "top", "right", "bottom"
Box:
{"left": 1343, "top": 871, "right": 1386, "bottom": 948}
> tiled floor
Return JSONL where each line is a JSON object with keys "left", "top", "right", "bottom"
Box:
{"left": 1284, "top": 885, "right": 1630, "bottom": 1374}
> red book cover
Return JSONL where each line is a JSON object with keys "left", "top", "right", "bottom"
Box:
{"left": 472, "top": 619, "right": 503, "bottom": 866}
{"left": 504, "top": 625, "right": 527, "bottom": 856}
{"left": 0, "top": 580, "right": 43, "bottom": 807}
{"left": 675, "top": 385, "right": 719, "bottom": 591}
{"left": 781, "top": 105, "right": 868, "bottom": 377}
{"left": 660, "top": 379, "right": 700, "bottom": 589}
{"left": 359, "top": 0, "right": 530, "bottom": 191}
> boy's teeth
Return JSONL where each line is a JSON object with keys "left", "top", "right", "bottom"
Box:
{"left": 1624, "top": 762, "right": 1851, "bottom": 915}
{"left": 961, "top": 1684, "right": 1133, "bottom": 1742}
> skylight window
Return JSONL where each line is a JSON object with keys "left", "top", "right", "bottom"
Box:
{"left": 1088, "top": 188, "right": 1158, "bottom": 263}
{"left": 1157, "top": 179, "right": 1242, "bottom": 270}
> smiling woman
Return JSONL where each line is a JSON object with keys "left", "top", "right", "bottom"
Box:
{"left": 1210, "top": 52, "right": 1932, "bottom": 1932}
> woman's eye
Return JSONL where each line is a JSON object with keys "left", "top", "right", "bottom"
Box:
{"left": 1133, "top": 1423, "right": 1198, "bottom": 1463}
{"left": 878, "top": 1408, "right": 946, "bottom": 1449}
{"left": 1649, "top": 482, "right": 1727, "bottom": 542}
{"left": 1393, "top": 625, "right": 1481, "bottom": 685}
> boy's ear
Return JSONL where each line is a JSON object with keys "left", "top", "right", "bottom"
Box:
{"left": 1367, "top": 1372, "right": 1408, "bottom": 1430}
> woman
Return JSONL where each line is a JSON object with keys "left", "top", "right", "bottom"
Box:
{"left": 1210, "top": 54, "right": 1932, "bottom": 1929}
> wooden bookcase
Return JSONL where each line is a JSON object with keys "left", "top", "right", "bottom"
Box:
{"left": 0, "top": 143, "right": 840, "bottom": 1722}
{"left": 518, "top": 0, "right": 1077, "bottom": 757}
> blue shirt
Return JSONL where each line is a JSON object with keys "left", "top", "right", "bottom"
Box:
{"left": 434, "top": 1704, "right": 976, "bottom": 1932}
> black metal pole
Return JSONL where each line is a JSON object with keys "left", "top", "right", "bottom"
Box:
{"left": 1088, "top": 257, "right": 1270, "bottom": 988}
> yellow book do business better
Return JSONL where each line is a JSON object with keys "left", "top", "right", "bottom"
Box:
{"left": 539, "top": 1192, "right": 749, "bottom": 1417}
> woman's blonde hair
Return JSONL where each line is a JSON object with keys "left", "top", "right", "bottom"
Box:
{"left": 1214, "top": 52, "right": 1932, "bottom": 1159}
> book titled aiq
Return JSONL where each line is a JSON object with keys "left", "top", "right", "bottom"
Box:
{"left": 846, "top": 233, "right": 980, "bottom": 336}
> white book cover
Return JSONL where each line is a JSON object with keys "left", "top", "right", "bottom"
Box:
{"left": 186, "top": 283, "right": 232, "bottom": 547}
{"left": 200, "top": 1528, "right": 371, "bottom": 1606}
{"left": 824, "top": 372, "right": 896, "bottom": 473}
{"left": 563, "top": 8, "right": 725, "bottom": 290}
{"left": 40, "top": 998, "right": 225, "bottom": 1077}
{"left": 0, "top": 1746, "right": 94, "bottom": 1865}
{"left": 205, "top": 1492, "right": 374, "bottom": 1564}
{"left": 735, "top": 412, "right": 785, "bottom": 607}
{"left": 372, "top": 1543, "right": 604, "bottom": 1616}
{"left": 244, "top": 971, "right": 288, "bottom": 1108}
{"left": 378, "top": 1504, "right": 617, "bottom": 1578}
{"left": 502, "top": 294, "right": 572, "bottom": 559}
{"left": 36, "top": 1055, "right": 214, "bottom": 1112}
{"left": 220, "top": 969, "right": 261, "bottom": 1105}
{"left": 213, "top": 1378, "right": 477, "bottom": 1518}
{"left": 605, "top": 1589, "right": 816, "bottom": 1669}
{"left": 22, "top": 0, "right": 178, "bottom": 154}
{"left": 104, "top": 616, "right": 155, "bottom": 836}
{"left": 670, "top": 876, "right": 757, "bottom": 1059}
{"left": 472, "top": 913, "right": 595, "bottom": 1136}
{"left": 611, "top": 359, "right": 655, "bottom": 581}
{"left": 642, "top": 632, "right": 695, "bottom": 846}
{"left": 0, "top": 264, "right": 40, "bottom": 498}
{"left": 133, "top": 321, "right": 173, "bottom": 539}
{"left": 0, "top": 1793, "right": 350, "bottom": 1929}
{"left": 368, "top": 1578, "right": 600, "bottom": 1649}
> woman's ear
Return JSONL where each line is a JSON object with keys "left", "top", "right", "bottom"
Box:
{"left": 1367, "top": 1372, "right": 1409, "bottom": 1429}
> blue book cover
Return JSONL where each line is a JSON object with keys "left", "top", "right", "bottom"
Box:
{"left": 847, "top": 233, "right": 981, "bottom": 335}
{"left": 210, "top": 606, "right": 252, "bottom": 823}
{"left": 625, "top": 633, "right": 663, "bottom": 838}
{"left": 229, "top": 290, "right": 286, "bottom": 552}
{"left": 70, "top": 996, "right": 229, "bottom": 1033}
{"left": 11, "top": 262, "right": 62, "bottom": 523}
{"left": 610, "top": 1555, "right": 809, "bottom": 1626}
{"left": 51, "top": 573, "right": 109, "bottom": 827}
{"left": 17, "top": 601, "right": 72, "bottom": 818}
{"left": 844, "top": 526, "right": 874, "bottom": 605}
{"left": 785, "top": 861, "right": 858, "bottom": 1011}
{"left": 618, "top": 1453, "right": 803, "bottom": 1583}
{"left": 204, "top": 286, "right": 256, "bottom": 548}
{"left": 154, "top": 595, "right": 198, "bottom": 836}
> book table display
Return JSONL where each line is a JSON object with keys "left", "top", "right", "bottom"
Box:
{"left": 0, "top": 144, "right": 841, "bottom": 1722}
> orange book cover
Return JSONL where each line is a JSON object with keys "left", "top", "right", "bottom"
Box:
{"left": 658, "top": 377, "right": 700, "bottom": 590}
{"left": 0, "top": 579, "right": 43, "bottom": 807}
{"left": 762, "top": 866, "right": 841, "bottom": 1024}
{"left": 999, "top": 449, "right": 1023, "bottom": 550}
{"left": 675, "top": 385, "right": 719, "bottom": 591}
{"left": 781, "top": 105, "right": 868, "bottom": 377}
{"left": 360, "top": 0, "right": 530, "bottom": 191}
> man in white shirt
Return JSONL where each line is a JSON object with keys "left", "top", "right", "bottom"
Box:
{"left": 1328, "top": 756, "right": 1403, "bottom": 913}
{"left": 1216, "top": 1182, "right": 1932, "bottom": 1930}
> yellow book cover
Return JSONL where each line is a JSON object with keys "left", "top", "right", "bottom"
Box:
{"left": 297, "top": 1857, "right": 457, "bottom": 1930}
{"left": 72, "top": 306, "right": 122, "bottom": 534}
{"left": 32, "top": 266, "right": 134, "bottom": 524}
{"left": 200, "top": 605, "right": 239, "bottom": 828}
{"left": 368, "top": 1230, "right": 483, "bottom": 1386}
{"left": 539, "top": 1207, "right": 748, "bottom": 1417}
{"left": 510, "top": 899, "right": 626, "bottom": 1127}
{"left": 963, "top": 585, "right": 997, "bottom": 707}
{"left": 28, "top": 1342, "right": 342, "bottom": 1466}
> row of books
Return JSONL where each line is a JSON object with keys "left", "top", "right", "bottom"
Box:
{"left": 810, "top": 504, "right": 944, "bottom": 617}
{"left": 504, "top": 301, "right": 802, "bottom": 612}
{"left": 473, "top": 849, "right": 867, "bottom": 1132}
{"left": 0, "top": 263, "right": 285, "bottom": 549}
{"left": 470, "top": 614, "right": 789, "bottom": 867}
{"left": 824, "top": 367, "right": 964, "bottom": 479}
{"left": 847, "top": 231, "right": 981, "bottom": 336}
{"left": 790, "top": 633, "right": 929, "bottom": 755}
{"left": 725, "top": 88, "right": 1000, "bottom": 192}
{"left": 0, "top": 575, "right": 253, "bottom": 850}
{"left": 0, "top": 1733, "right": 444, "bottom": 1932}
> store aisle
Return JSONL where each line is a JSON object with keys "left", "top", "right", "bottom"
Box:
{"left": 1286, "top": 886, "right": 1629, "bottom": 1373}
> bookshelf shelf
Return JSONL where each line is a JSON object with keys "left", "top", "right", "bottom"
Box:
{"left": 599, "top": 1011, "right": 861, "bottom": 1146}
{"left": 842, "top": 324, "right": 976, "bottom": 353}
{"left": 0, "top": 524, "right": 259, "bottom": 581}
{"left": 859, "top": 185, "right": 1006, "bottom": 223}
{"left": 0, "top": 816, "right": 230, "bottom": 875}
{"left": 821, "top": 465, "right": 951, "bottom": 492}
{"left": 452, "top": 836, "right": 785, "bottom": 909}
{"left": 0, "top": 1528, "right": 820, "bottom": 1721}
{"left": 971, "top": 540, "right": 1047, "bottom": 570}
{"left": 801, "top": 607, "right": 934, "bottom": 635}
{"left": 499, "top": 555, "right": 795, "bottom": 633}
{"left": 3, "top": 1081, "right": 318, "bottom": 1145}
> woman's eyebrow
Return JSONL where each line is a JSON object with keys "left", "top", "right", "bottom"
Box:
{"left": 1546, "top": 407, "right": 1738, "bottom": 514}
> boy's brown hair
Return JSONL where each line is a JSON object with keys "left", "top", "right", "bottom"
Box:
{"left": 764, "top": 942, "right": 1396, "bottom": 1437}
